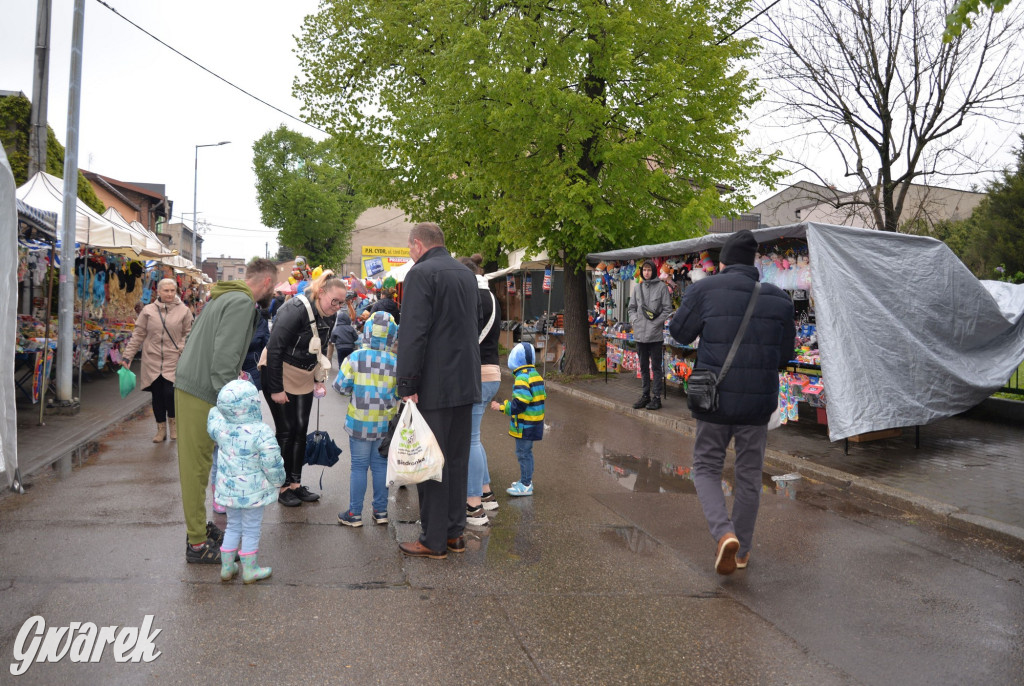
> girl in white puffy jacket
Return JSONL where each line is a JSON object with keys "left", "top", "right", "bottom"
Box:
{"left": 208, "top": 379, "right": 285, "bottom": 584}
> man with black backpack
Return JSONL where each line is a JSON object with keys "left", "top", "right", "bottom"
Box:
{"left": 669, "top": 230, "right": 795, "bottom": 575}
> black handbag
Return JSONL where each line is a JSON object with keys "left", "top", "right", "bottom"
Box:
{"left": 687, "top": 283, "right": 761, "bottom": 414}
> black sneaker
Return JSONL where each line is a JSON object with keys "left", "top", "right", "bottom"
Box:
{"left": 632, "top": 394, "right": 651, "bottom": 410}
{"left": 646, "top": 397, "right": 662, "bottom": 411}
{"left": 293, "top": 485, "right": 321, "bottom": 503}
{"left": 278, "top": 489, "right": 303, "bottom": 507}
{"left": 466, "top": 504, "right": 489, "bottom": 527}
{"left": 185, "top": 540, "right": 221, "bottom": 564}
{"left": 206, "top": 521, "right": 224, "bottom": 545}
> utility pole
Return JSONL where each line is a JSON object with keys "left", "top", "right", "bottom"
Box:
{"left": 56, "top": 0, "right": 85, "bottom": 408}
{"left": 266, "top": 241, "right": 269, "bottom": 259}
{"left": 28, "top": 0, "right": 52, "bottom": 177}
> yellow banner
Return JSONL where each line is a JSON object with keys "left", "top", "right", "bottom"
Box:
{"left": 361, "top": 246, "right": 411, "bottom": 278}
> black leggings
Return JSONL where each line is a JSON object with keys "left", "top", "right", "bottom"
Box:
{"left": 150, "top": 375, "right": 175, "bottom": 423}
{"left": 263, "top": 388, "right": 314, "bottom": 485}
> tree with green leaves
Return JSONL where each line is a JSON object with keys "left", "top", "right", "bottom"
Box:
{"left": 944, "top": 0, "right": 1015, "bottom": 40}
{"left": 1, "top": 93, "right": 106, "bottom": 214}
{"left": 960, "top": 136, "right": 1024, "bottom": 279}
{"left": 252, "top": 126, "right": 365, "bottom": 270}
{"left": 295, "top": 0, "right": 779, "bottom": 373}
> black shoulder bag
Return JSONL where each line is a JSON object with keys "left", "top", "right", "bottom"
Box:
{"left": 686, "top": 282, "right": 761, "bottom": 414}
{"left": 636, "top": 283, "right": 658, "bottom": 321}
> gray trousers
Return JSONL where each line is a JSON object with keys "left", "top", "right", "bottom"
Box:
{"left": 692, "top": 420, "right": 768, "bottom": 557}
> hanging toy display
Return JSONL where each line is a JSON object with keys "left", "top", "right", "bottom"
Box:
{"left": 524, "top": 273, "right": 532, "bottom": 297}
{"left": 543, "top": 267, "right": 552, "bottom": 292}
{"left": 506, "top": 274, "right": 516, "bottom": 294}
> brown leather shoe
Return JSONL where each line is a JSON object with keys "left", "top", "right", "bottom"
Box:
{"left": 399, "top": 541, "right": 447, "bottom": 559}
{"left": 715, "top": 534, "right": 740, "bottom": 575}
{"left": 736, "top": 552, "right": 750, "bottom": 569}
{"left": 447, "top": 536, "right": 466, "bottom": 553}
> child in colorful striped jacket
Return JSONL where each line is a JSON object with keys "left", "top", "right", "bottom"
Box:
{"left": 491, "top": 342, "right": 546, "bottom": 497}
{"left": 336, "top": 312, "right": 399, "bottom": 527}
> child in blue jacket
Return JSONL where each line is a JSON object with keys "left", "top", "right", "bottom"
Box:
{"left": 208, "top": 379, "right": 286, "bottom": 584}
{"left": 336, "top": 312, "right": 400, "bottom": 527}
{"left": 491, "top": 342, "right": 546, "bottom": 496}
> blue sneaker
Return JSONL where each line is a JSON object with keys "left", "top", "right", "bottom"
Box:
{"left": 506, "top": 481, "right": 533, "bottom": 497}
{"left": 372, "top": 510, "right": 388, "bottom": 525}
{"left": 338, "top": 511, "right": 363, "bottom": 527}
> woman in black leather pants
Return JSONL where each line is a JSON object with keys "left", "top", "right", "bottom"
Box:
{"left": 262, "top": 272, "right": 347, "bottom": 506}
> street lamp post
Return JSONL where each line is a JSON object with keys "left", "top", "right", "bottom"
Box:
{"left": 192, "top": 141, "right": 230, "bottom": 266}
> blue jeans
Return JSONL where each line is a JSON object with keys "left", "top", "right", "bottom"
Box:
{"left": 515, "top": 438, "right": 535, "bottom": 485}
{"left": 349, "top": 436, "right": 387, "bottom": 516}
{"left": 222, "top": 506, "right": 266, "bottom": 555}
{"left": 468, "top": 380, "right": 501, "bottom": 498}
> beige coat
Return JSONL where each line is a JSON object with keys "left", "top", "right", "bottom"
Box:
{"left": 123, "top": 296, "right": 194, "bottom": 390}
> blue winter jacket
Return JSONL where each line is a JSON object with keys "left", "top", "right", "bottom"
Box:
{"left": 339, "top": 312, "right": 399, "bottom": 439}
{"left": 208, "top": 379, "right": 286, "bottom": 508}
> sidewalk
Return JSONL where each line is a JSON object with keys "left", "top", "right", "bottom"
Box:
{"left": 14, "top": 363, "right": 150, "bottom": 479}
{"left": 550, "top": 369, "right": 1024, "bottom": 547}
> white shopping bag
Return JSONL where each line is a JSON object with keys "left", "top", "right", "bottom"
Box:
{"left": 386, "top": 401, "right": 445, "bottom": 487}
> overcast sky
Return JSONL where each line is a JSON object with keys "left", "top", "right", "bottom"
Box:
{"left": 2, "top": 0, "right": 324, "bottom": 260}
{"left": 4, "top": 1, "right": 1018, "bottom": 264}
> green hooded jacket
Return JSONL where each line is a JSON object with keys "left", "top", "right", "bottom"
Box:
{"left": 174, "top": 281, "right": 258, "bottom": 406}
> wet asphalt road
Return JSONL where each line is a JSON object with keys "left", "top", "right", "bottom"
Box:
{"left": 1, "top": 379, "right": 1022, "bottom": 685}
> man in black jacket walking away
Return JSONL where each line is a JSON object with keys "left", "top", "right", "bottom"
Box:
{"left": 396, "top": 222, "right": 482, "bottom": 559}
{"left": 669, "top": 230, "right": 795, "bottom": 575}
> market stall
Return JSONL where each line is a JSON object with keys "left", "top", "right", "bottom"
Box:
{"left": 588, "top": 222, "right": 1024, "bottom": 442}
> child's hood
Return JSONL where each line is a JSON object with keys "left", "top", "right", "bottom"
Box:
{"left": 360, "top": 311, "right": 398, "bottom": 351}
{"left": 508, "top": 341, "right": 537, "bottom": 371}
{"left": 215, "top": 379, "right": 263, "bottom": 424}
{"left": 335, "top": 310, "right": 352, "bottom": 327}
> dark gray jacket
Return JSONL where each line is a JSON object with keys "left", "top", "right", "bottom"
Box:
{"left": 628, "top": 277, "right": 674, "bottom": 343}
{"left": 669, "top": 265, "right": 795, "bottom": 425}
{"left": 396, "top": 246, "right": 481, "bottom": 409}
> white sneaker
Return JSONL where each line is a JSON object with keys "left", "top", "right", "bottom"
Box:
{"left": 506, "top": 481, "right": 533, "bottom": 497}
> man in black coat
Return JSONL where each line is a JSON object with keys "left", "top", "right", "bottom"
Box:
{"left": 396, "top": 222, "right": 482, "bottom": 558}
{"left": 669, "top": 230, "right": 795, "bottom": 575}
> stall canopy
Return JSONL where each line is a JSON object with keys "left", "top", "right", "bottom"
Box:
{"left": 101, "top": 208, "right": 174, "bottom": 259}
{"left": 485, "top": 248, "right": 554, "bottom": 280}
{"left": 1, "top": 149, "right": 21, "bottom": 489}
{"left": 16, "top": 198, "right": 58, "bottom": 239}
{"left": 590, "top": 222, "right": 1024, "bottom": 442}
{"left": 386, "top": 260, "right": 415, "bottom": 284}
{"left": 16, "top": 172, "right": 144, "bottom": 253}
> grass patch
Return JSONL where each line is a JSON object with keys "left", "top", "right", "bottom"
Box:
{"left": 544, "top": 371, "right": 607, "bottom": 384}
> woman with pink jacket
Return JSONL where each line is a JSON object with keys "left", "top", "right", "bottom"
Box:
{"left": 122, "top": 278, "right": 194, "bottom": 442}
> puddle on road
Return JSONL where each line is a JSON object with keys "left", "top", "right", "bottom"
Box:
{"left": 598, "top": 447, "right": 799, "bottom": 500}
{"left": 600, "top": 525, "right": 660, "bottom": 554}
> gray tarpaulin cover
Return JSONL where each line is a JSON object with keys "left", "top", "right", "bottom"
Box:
{"left": 807, "top": 223, "right": 1024, "bottom": 441}
{"left": 589, "top": 222, "right": 1024, "bottom": 442}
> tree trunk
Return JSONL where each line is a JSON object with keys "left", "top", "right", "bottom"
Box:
{"left": 562, "top": 260, "right": 596, "bottom": 376}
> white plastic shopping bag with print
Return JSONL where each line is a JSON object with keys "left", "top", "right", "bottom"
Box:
{"left": 386, "top": 401, "right": 444, "bottom": 487}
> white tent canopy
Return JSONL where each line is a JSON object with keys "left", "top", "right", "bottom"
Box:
{"left": 386, "top": 260, "right": 415, "bottom": 283}
{"left": 16, "top": 172, "right": 143, "bottom": 253}
{"left": 101, "top": 208, "right": 173, "bottom": 259}
{"left": 1, "top": 149, "right": 21, "bottom": 489}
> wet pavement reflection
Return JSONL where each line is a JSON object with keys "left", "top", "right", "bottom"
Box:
{"left": 598, "top": 446, "right": 801, "bottom": 500}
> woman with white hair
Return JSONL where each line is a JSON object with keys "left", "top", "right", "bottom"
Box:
{"left": 122, "top": 277, "right": 194, "bottom": 442}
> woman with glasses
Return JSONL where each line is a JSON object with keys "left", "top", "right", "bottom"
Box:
{"left": 261, "top": 271, "right": 348, "bottom": 507}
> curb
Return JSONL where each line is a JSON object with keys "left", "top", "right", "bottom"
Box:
{"left": 545, "top": 379, "right": 1024, "bottom": 550}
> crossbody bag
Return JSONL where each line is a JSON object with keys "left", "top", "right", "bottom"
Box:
{"left": 686, "top": 282, "right": 761, "bottom": 414}
{"left": 635, "top": 283, "right": 659, "bottom": 321}
{"left": 296, "top": 295, "right": 333, "bottom": 373}
{"left": 479, "top": 291, "right": 498, "bottom": 343}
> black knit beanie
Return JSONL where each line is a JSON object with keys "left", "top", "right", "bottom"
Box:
{"left": 720, "top": 230, "right": 758, "bottom": 266}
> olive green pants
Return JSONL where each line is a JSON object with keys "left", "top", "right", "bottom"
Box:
{"left": 175, "top": 389, "right": 216, "bottom": 545}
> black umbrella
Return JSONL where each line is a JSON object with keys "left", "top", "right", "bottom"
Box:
{"left": 305, "top": 399, "right": 342, "bottom": 488}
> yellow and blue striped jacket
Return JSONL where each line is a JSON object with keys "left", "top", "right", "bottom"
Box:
{"left": 500, "top": 364, "right": 546, "bottom": 440}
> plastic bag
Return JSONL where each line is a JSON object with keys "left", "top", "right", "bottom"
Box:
{"left": 117, "top": 366, "right": 136, "bottom": 398}
{"left": 386, "top": 401, "right": 444, "bottom": 487}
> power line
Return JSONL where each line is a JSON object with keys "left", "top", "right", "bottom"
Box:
{"left": 91, "top": 0, "right": 326, "bottom": 135}
{"left": 170, "top": 215, "right": 278, "bottom": 233}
